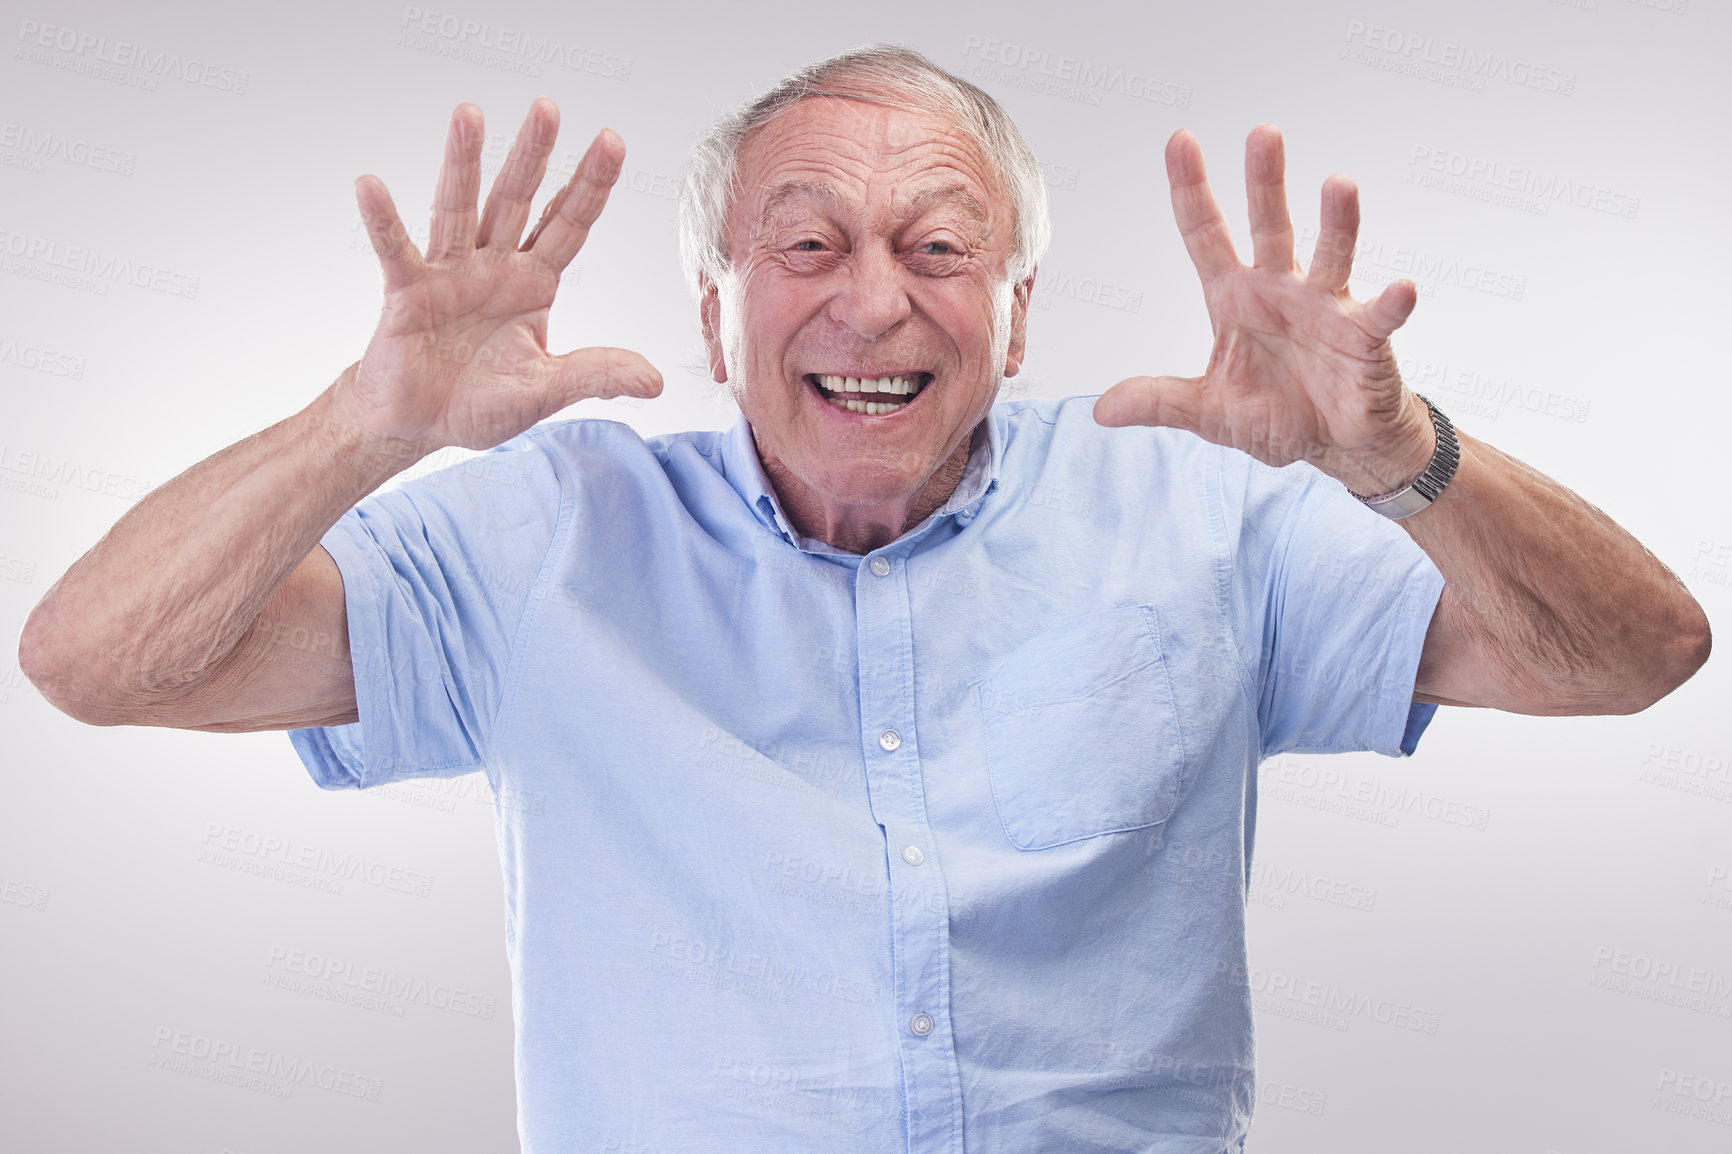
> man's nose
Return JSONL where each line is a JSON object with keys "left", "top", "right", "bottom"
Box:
{"left": 826, "top": 245, "right": 912, "bottom": 340}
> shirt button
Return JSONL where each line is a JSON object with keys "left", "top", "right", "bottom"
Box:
{"left": 878, "top": 729, "right": 902, "bottom": 752}
{"left": 910, "top": 1013, "right": 934, "bottom": 1037}
{"left": 869, "top": 556, "right": 891, "bottom": 577}
{"left": 902, "top": 845, "right": 924, "bottom": 867}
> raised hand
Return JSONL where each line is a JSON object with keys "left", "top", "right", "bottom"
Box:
{"left": 333, "top": 99, "right": 662, "bottom": 456}
{"left": 1094, "top": 125, "right": 1434, "bottom": 498}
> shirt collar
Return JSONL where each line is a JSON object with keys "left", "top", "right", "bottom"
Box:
{"left": 718, "top": 406, "right": 1003, "bottom": 549}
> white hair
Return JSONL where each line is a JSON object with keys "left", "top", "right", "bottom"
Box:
{"left": 677, "top": 43, "right": 1050, "bottom": 298}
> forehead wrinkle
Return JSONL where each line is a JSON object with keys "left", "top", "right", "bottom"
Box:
{"left": 754, "top": 175, "right": 992, "bottom": 241}
{"left": 737, "top": 117, "right": 1012, "bottom": 257}
{"left": 749, "top": 120, "right": 997, "bottom": 202}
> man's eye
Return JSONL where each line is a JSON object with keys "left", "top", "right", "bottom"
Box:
{"left": 793, "top": 240, "right": 824, "bottom": 251}
{"left": 921, "top": 241, "right": 955, "bottom": 255}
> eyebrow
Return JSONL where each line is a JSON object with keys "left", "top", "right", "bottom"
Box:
{"left": 756, "top": 180, "right": 990, "bottom": 231}
{"left": 757, "top": 180, "right": 843, "bottom": 232}
{"left": 903, "top": 185, "right": 989, "bottom": 225}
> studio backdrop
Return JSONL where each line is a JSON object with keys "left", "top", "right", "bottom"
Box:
{"left": 1, "top": 0, "right": 1727, "bottom": 1151}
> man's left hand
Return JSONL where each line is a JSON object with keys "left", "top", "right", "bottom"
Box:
{"left": 1094, "top": 125, "right": 1434, "bottom": 499}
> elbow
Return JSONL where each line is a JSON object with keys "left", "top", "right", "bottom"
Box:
{"left": 1620, "top": 596, "right": 1712, "bottom": 715}
{"left": 17, "top": 598, "right": 131, "bottom": 727}
{"left": 16, "top": 600, "right": 63, "bottom": 703}
{"left": 1663, "top": 599, "right": 1712, "bottom": 693}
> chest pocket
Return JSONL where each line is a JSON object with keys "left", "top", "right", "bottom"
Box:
{"left": 976, "top": 604, "right": 1192, "bottom": 851}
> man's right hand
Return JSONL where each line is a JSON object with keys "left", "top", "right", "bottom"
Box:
{"left": 334, "top": 98, "right": 662, "bottom": 457}
{"left": 18, "top": 99, "right": 660, "bottom": 732}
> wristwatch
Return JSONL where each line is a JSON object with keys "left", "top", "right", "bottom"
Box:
{"left": 1347, "top": 393, "right": 1460, "bottom": 520}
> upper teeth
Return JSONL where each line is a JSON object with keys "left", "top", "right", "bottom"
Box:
{"left": 816, "top": 374, "right": 922, "bottom": 396}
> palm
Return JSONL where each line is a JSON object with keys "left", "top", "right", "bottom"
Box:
{"left": 362, "top": 251, "right": 561, "bottom": 449}
{"left": 1096, "top": 127, "right": 1431, "bottom": 497}
{"left": 342, "top": 100, "right": 660, "bottom": 454}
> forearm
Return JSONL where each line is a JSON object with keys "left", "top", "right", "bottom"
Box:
{"left": 1399, "top": 427, "right": 1710, "bottom": 714}
{"left": 18, "top": 364, "right": 423, "bottom": 719}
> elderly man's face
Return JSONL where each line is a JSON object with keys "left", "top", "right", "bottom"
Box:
{"left": 701, "top": 95, "right": 1030, "bottom": 543}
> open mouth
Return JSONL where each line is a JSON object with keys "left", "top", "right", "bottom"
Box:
{"left": 806, "top": 372, "right": 933, "bottom": 416}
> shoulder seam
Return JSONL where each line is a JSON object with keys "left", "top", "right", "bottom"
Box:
{"left": 1206, "top": 446, "right": 1262, "bottom": 721}
{"left": 483, "top": 434, "right": 573, "bottom": 779}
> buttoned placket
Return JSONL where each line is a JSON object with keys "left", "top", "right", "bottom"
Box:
{"left": 723, "top": 412, "right": 996, "bottom": 1151}
{"left": 854, "top": 545, "right": 964, "bottom": 1154}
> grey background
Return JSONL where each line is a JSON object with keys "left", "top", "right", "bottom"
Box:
{"left": 2, "top": 0, "right": 1728, "bottom": 1150}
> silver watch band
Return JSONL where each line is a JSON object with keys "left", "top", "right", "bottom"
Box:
{"left": 1347, "top": 394, "right": 1460, "bottom": 520}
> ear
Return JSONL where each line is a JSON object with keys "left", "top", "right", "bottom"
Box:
{"left": 699, "top": 273, "right": 728, "bottom": 384}
{"left": 1003, "top": 270, "right": 1036, "bottom": 378}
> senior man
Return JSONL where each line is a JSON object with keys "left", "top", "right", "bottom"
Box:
{"left": 20, "top": 44, "right": 1709, "bottom": 1153}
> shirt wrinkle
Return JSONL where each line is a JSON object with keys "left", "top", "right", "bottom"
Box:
{"left": 285, "top": 396, "right": 1447, "bottom": 1153}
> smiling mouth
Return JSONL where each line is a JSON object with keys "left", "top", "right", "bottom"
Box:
{"left": 807, "top": 372, "right": 933, "bottom": 415}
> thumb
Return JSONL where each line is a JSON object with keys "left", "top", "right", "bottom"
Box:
{"left": 548, "top": 346, "right": 664, "bottom": 405}
{"left": 1093, "top": 374, "right": 1206, "bottom": 432}
{"left": 1362, "top": 279, "right": 1418, "bottom": 342}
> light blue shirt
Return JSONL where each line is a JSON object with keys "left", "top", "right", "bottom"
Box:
{"left": 289, "top": 395, "right": 1444, "bottom": 1153}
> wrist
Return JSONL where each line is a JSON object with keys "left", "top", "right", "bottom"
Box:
{"left": 1345, "top": 393, "right": 1461, "bottom": 519}
{"left": 303, "top": 369, "right": 435, "bottom": 481}
{"left": 1337, "top": 390, "right": 1435, "bottom": 496}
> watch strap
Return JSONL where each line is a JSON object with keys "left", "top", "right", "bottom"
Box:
{"left": 1348, "top": 394, "right": 1460, "bottom": 520}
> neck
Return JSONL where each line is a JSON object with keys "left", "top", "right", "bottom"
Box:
{"left": 754, "top": 431, "right": 976, "bottom": 555}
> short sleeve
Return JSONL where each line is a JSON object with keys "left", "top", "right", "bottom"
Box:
{"left": 286, "top": 433, "right": 565, "bottom": 790}
{"left": 1224, "top": 456, "right": 1446, "bottom": 760}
